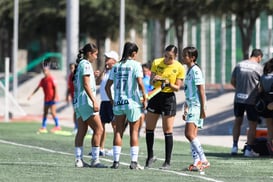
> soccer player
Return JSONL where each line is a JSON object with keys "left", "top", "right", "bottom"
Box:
{"left": 105, "top": 42, "right": 147, "bottom": 169}
{"left": 93, "top": 50, "right": 119, "bottom": 156}
{"left": 182, "top": 46, "right": 210, "bottom": 171}
{"left": 73, "top": 43, "right": 106, "bottom": 168}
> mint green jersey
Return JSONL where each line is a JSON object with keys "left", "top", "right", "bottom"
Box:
{"left": 184, "top": 65, "right": 205, "bottom": 106}
{"left": 73, "top": 59, "right": 96, "bottom": 108}
{"left": 109, "top": 59, "right": 143, "bottom": 111}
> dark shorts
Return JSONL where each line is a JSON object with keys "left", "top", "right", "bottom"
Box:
{"left": 44, "top": 101, "right": 57, "bottom": 106}
{"left": 147, "top": 92, "right": 176, "bottom": 116}
{"left": 234, "top": 102, "right": 259, "bottom": 121}
{"left": 99, "top": 101, "right": 114, "bottom": 123}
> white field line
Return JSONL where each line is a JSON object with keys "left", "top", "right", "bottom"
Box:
{"left": 0, "top": 139, "right": 223, "bottom": 182}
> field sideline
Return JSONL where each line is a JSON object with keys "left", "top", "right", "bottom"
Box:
{"left": 0, "top": 122, "right": 272, "bottom": 182}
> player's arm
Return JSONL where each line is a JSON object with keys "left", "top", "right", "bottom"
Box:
{"left": 53, "top": 81, "right": 58, "bottom": 101}
{"left": 230, "top": 68, "right": 236, "bottom": 88}
{"left": 28, "top": 85, "right": 40, "bottom": 100}
{"left": 94, "top": 69, "right": 104, "bottom": 85}
{"left": 137, "top": 77, "right": 147, "bottom": 109}
{"left": 105, "top": 79, "right": 114, "bottom": 104}
{"left": 197, "top": 84, "right": 206, "bottom": 119}
{"left": 230, "top": 76, "right": 236, "bottom": 88}
{"left": 165, "top": 78, "right": 182, "bottom": 92}
{"left": 83, "top": 75, "right": 99, "bottom": 112}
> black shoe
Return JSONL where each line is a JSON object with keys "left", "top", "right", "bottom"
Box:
{"left": 129, "top": 161, "right": 143, "bottom": 170}
{"left": 159, "top": 161, "right": 170, "bottom": 170}
{"left": 110, "top": 161, "right": 119, "bottom": 169}
{"left": 145, "top": 157, "right": 157, "bottom": 168}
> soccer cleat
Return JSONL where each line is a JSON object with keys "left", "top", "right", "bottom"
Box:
{"left": 75, "top": 159, "right": 83, "bottom": 167}
{"left": 90, "top": 159, "right": 107, "bottom": 168}
{"left": 50, "top": 126, "right": 61, "bottom": 133}
{"left": 105, "top": 149, "right": 113, "bottom": 156}
{"left": 244, "top": 149, "right": 259, "bottom": 157}
{"left": 99, "top": 150, "right": 105, "bottom": 156}
{"left": 159, "top": 161, "right": 170, "bottom": 170}
{"left": 201, "top": 161, "right": 210, "bottom": 169}
{"left": 129, "top": 161, "right": 143, "bottom": 170}
{"left": 38, "top": 128, "right": 48, "bottom": 134}
{"left": 144, "top": 156, "right": 157, "bottom": 168}
{"left": 188, "top": 161, "right": 202, "bottom": 172}
{"left": 75, "top": 159, "right": 89, "bottom": 168}
{"left": 231, "top": 146, "right": 238, "bottom": 155}
{"left": 110, "top": 161, "right": 119, "bottom": 169}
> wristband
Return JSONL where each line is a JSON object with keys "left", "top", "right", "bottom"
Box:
{"left": 165, "top": 83, "right": 170, "bottom": 87}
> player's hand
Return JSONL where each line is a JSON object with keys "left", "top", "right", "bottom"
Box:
{"left": 93, "top": 101, "right": 99, "bottom": 112}
{"left": 94, "top": 70, "right": 101, "bottom": 78}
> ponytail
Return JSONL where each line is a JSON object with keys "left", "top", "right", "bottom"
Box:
{"left": 120, "top": 42, "right": 138, "bottom": 63}
{"left": 73, "top": 43, "right": 98, "bottom": 81}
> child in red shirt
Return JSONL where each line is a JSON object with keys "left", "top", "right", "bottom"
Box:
{"left": 28, "top": 66, "right": 61, "bottom": 133}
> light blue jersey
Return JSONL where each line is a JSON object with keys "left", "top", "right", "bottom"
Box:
{"left": 109, "top": 59, "right": 143, "bottom": 112}
{"left": 73, "top": 59, "right": 96, "bottom": 109}
{"left": 184, "top": 65, "right": 205, "bottom": 106}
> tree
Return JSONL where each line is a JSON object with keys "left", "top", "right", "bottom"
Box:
{"left": 209, "top": 0, "right": 273, "bottom": 59}
{"left": 0, "top": 0, "right": 144, "bottom": 70}
{"left": 133, "top": 0, "right": 207, "bottom": 61}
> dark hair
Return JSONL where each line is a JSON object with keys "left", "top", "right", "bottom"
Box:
{"left": 250, "top": 48, "right": 263, "bottom": 58}
{"left": 182, "top": 46, "right": 198, "bottom": 62}
{"left": 263, "top": 58, "right": 273, "bottom": 74}
{"left": 165, "top": 45, "right": 178, "bottom": 55}
{"left": 120, "top": 42, "right": 138, "bottom": 62}
{"left": 73, "top": 43, "right": 97, "bottom": 80}
{"left": 142, "top": 63, "right": 151, "bottom": 69}
{"left": 76, "top": 43, "right": 97, "bottom": 63}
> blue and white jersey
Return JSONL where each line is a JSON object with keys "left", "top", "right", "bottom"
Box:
{"left": 73, "top": 59, "right": 96, "bottom": 108}
{"left": 184, "top": 65, "right": 205, "bottom": 106}
{"left": 109, "top": 59, "right": 143, "bottom": 111}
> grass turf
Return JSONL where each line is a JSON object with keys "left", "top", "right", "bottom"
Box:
{"left": 0, "top": 122, "right": 272, "bottom": 182}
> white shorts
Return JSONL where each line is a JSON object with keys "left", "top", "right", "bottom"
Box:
{"left": 185, "top": 104, "right": 204, "bottom": 129}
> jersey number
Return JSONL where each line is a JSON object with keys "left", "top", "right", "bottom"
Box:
{"left": 116, "top": 79, "right": 127, "bottom": 90}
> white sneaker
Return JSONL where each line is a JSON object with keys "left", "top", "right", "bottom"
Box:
{"left": 75, "top": 159, "right": 83, "bottom": 167}
{"left": 90, "top": 159, "right": 107, "bottom": 168}
{"left": 105, "top": 149, "right": 113, "bottom": 156}
{"left": 75, "top": 159, "right": 90, "bottom": 168}
{"left": 244, "top": 149, "right": 259, "bottom": 157}
{"left": 231, "top": 146, "right": 238, "bottom": 155}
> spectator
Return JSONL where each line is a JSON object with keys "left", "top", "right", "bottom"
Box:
{"left": 73, "top": 43, "right": 106, "bottom": 168}
{"left": 230, "top": 48, "right": 263, "bottom": 157}
{"left": 105, "top": 42, "right": 147, "bottom": 170}
{"left": 145, "top": 45, "right": 185, "bottom": 169}
{"left": 28, "top": 66, "right": 61, "bottom": 133}
{"left": 182, "top": 46, "right": 210, "bottom": 171}
{"left": 93, "top": 50, "right": 119, "bottom": 156}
